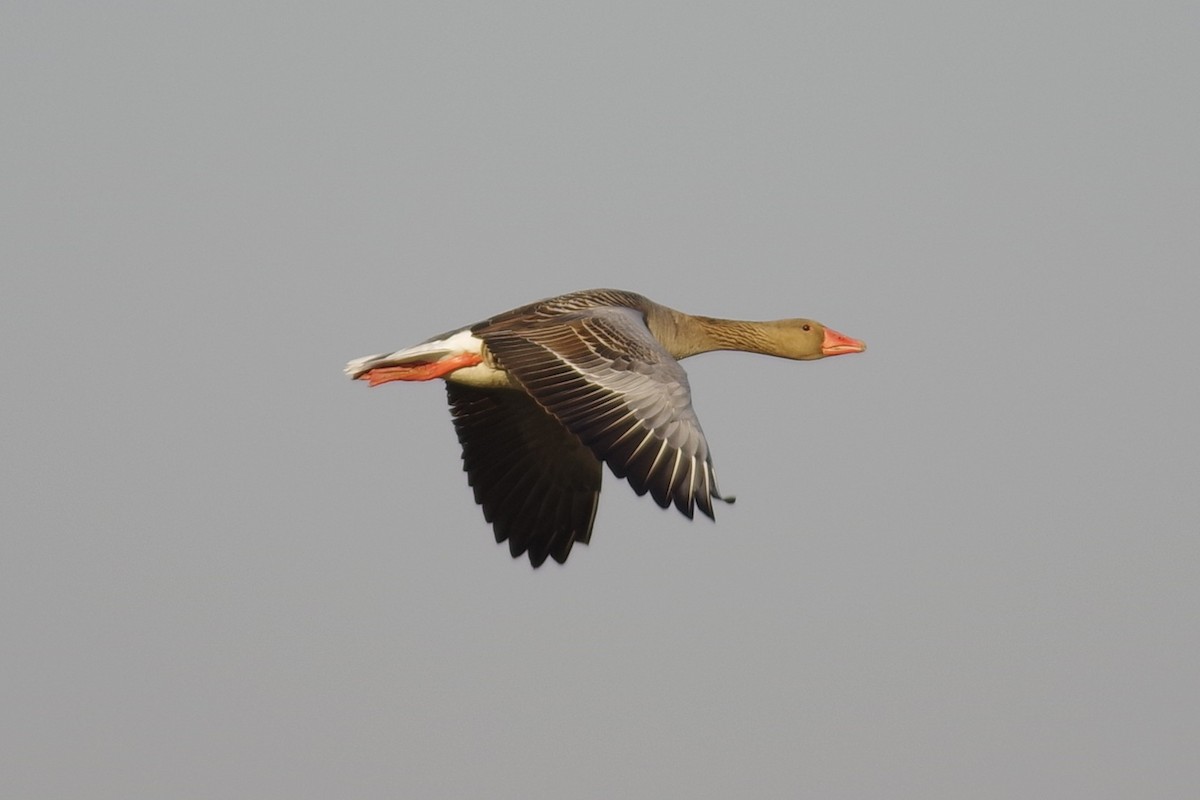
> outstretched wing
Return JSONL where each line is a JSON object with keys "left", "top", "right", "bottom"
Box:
{"left": 446, "top": 383, "right": 601, "bottom": 567}
{"left": 477, "top": 306, "right": 730, "bottom": 520}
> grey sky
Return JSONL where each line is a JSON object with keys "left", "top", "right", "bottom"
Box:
{"left": 3, "top": 2, "right": 1198, "bottom": 798}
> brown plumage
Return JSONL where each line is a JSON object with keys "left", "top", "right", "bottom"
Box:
{"left": 347, "top": 289, "right": 865, "bottom": 566}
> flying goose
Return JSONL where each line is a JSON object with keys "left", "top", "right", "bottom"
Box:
{"left": 347, "top": 288, "right": 864, "bottom": 566}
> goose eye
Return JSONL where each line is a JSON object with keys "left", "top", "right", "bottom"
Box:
{"left": 802, "top": 324, "right": 811, "bottom": 331}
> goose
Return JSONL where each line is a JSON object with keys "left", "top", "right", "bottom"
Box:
{"left": 346, "top": 288, "right": 865, "bottom": 567}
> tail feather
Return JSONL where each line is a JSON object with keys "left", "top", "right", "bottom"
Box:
{"left": 344, "top": 328, "right": 481, "bottom": 379}
{"left": 344, "top": 347, "right": 453, "bottom": 379}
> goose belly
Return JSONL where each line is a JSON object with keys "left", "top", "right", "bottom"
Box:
{"left": 445, "top": 360, "right": 516, "bottom": 389}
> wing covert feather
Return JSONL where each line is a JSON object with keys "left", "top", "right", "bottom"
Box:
{"left": 477, "top": 306, "right": 728, "bottom": 520}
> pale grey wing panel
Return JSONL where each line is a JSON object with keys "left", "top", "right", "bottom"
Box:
{"left": 479, "top": 307, "right": 728, "bottom": 520}
{"left": 446, "top": 383, "right": 601, "bottom": 567}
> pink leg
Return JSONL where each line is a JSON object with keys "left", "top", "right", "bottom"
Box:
{"left": 360, "top": 353, "right": 483, "bottom": 386}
